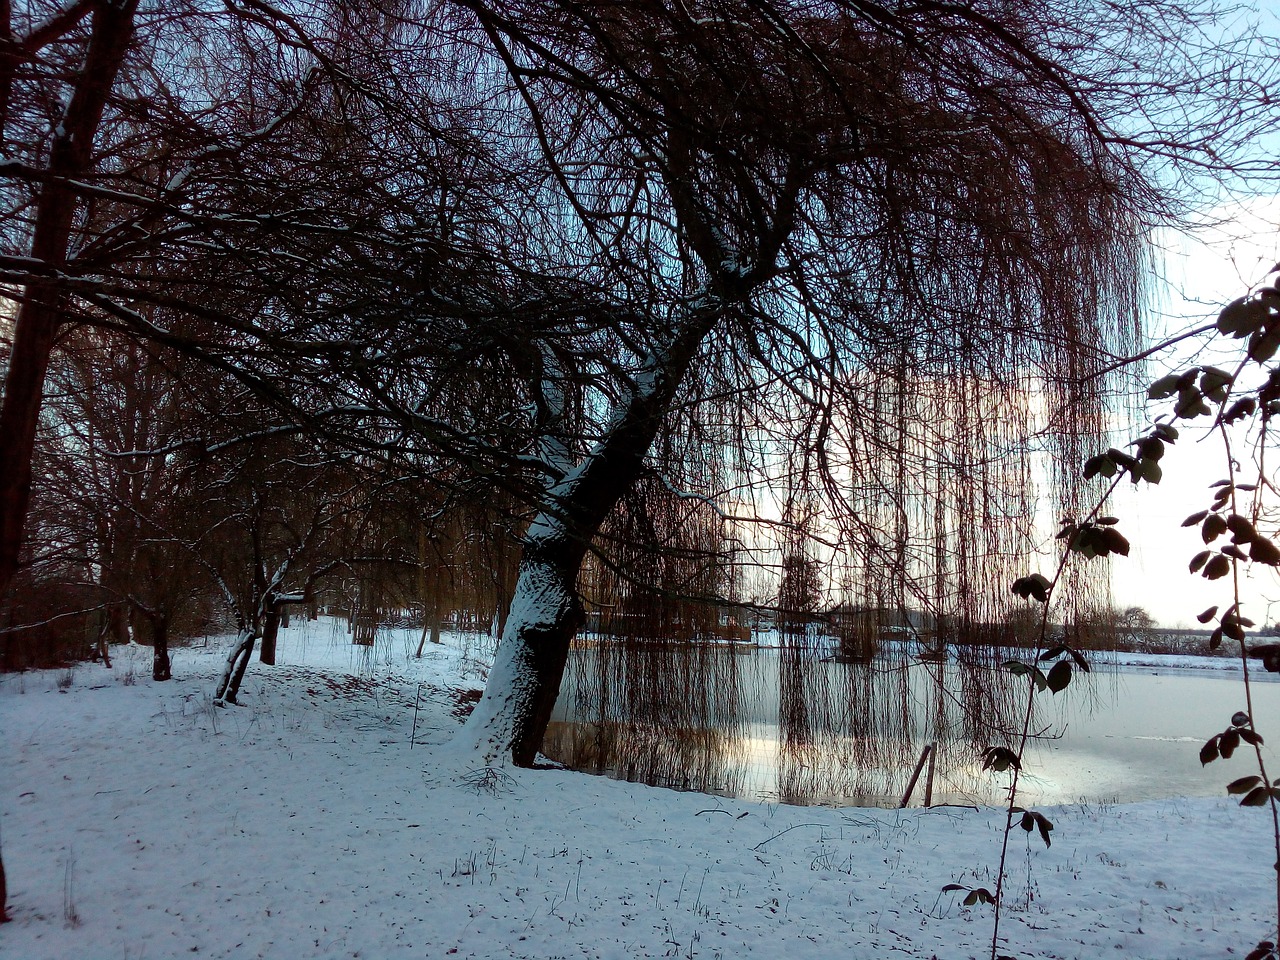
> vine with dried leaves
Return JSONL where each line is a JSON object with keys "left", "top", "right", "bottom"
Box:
{"left": 1156, "top": 273, "right": 1280, "bottom": 960}
{"left": 947, "top": 270, "right": 1280, "bottom": 960}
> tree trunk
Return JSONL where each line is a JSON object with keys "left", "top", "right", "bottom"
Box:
{"left": 0, "top": 0, "right": 139, "bottom": 596}
{"left": 215, "top": 630, "right": 256, "bottom": 704}
{"left": 457, "top": 540, "right": 584, "bottom": 766}
{"left": 458, "top": 297, "right": 724, "bottom": 766}
{"left": 106, "top": 602, "right": 129, "bottom": 645}
{"left": 227, "top": 632, "right": 255, "bottom": 700}
{"left": 493, "top": 557, "right": 516, "bottom": 639}
{"left": 259, "top": 602, "right": 281, "bottom": 665}
{"left": 94, "top": 629, "right": 112, "bottom": 669}
{"left": 151, "top": 616, "right": 170, "bottom": 682}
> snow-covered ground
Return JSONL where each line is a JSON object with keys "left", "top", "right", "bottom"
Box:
{"left": 2, "top": 620, "right": 1276, "bottom": 959}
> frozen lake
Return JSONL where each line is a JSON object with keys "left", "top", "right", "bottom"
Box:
{"left": 546, "top": 643, "right": 1280, "bottom": 808}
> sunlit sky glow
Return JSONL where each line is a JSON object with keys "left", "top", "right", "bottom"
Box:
{"left": 1108, "top": 195, "right": 1280, "bottom": 627}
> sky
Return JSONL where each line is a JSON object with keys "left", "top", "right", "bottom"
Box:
{"left": 1107, "top": 196, "right": 1280, "bottom": 627}
{"left": 1086, "top": 0, "right": 1280, "bottom": 627}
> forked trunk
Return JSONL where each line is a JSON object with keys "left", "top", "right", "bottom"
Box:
{"left": 215, "top": 630, "right": 256, "bottom": 704}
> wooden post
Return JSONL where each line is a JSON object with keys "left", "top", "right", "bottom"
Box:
{"left": 900, "top": 743, "right": 933, "bottom": 808}
{"left": 923, "top": 742, "right": 937, "bottom": 807}
{"left": 410, "top": 683, "right": 422, "bottom": 748}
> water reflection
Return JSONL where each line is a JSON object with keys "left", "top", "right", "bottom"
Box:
{"left": 545, "top": 638, "right": 1039, "bottom": 807}
{"left": 546, "top": 640, "right": 1280, "bottom": 807}
{"left": 545, "top": 638, "right": 752, "bottom": 798}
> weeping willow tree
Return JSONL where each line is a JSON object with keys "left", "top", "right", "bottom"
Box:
{"left": 6, "top": 0, "right": 1271, "bottom": 777}
{"left": 555, "top": 435, "right": 750, "bottom": 789}
{"left": 581, "top": 453, "right": 737, "bottom": 644}
{"left": 817, "top": 359, "right": 1122, "bottom": 654}
{"left": 427, "top": 0, "right": 1268, "bottom": 765}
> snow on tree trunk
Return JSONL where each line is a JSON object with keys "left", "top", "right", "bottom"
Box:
{"left": 457, "top": 536, "right": 584, "bottom": 765}
{"left": 215, "top": 630, "right": 256, "bottom": 704}
{"left": 455, "top": 296, "right": 726, "bottom": 766}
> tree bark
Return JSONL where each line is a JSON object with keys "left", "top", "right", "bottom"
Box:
{"left": 226, "top": 633, "right": 255, "bottom": 701}
{"left": 92, "top": 625, "right": 112, "bottom": 668}
{"left": 106, "top": 602, "right": 129, "bottom": 645}
{"left": 0, "top": 0, "right": 138, "bottom": 595}
{"left": 414, "top": 585, "right": 444, "bottom": 657}
{"left": 459, "top": 297, "right": 725, "bottom": 766}
{"left": 430, "top": 588, "right": 443, "bottom": 645}
{"left": 215, "top": 630, "right": 256, "bottom": 704}
{"left": 492, "top": 549, "right": 516, "bottom": 639}
{"left": 259, "top": 602, "right": 281, "bottom": 665}
{"left": 150, "top": 616, "right": 170, "bottom": 682}
{"left": 457, "top": 540, "right": 584, "bottom": 766}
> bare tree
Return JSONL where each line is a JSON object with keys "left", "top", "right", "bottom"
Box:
{"left": 0, "top": 0, "right": 1276, "bottom": 924}
{"left": 33, "top": 327, "right": 201, "bottom": 669}
{"left": 433, "top": 0, "right": 1277, "bottom": 765}
{"left": 0, "top": 0, "right": 139, "bottom": 594}
{"left": 61, "top": 0, "right": 1267, "bottom": 767}
{"left": 3, "top": 0, "right": 1277, "bottom": 770}
{"left": 1116, "top": 609, "right": 1167, "bottom": 655}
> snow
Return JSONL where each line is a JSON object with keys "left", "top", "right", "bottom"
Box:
{"left": 1101, "top": 649, "right": 1253, "bottom": 672}
{"left": 454, "top": 562, "right": 579, "bottom": 763}
{"left": 2, "top": 620, "right": 1278, "bottom": 960}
